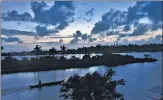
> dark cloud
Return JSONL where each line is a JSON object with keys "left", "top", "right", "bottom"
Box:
{"left": 59, "top": 39, "right": 63, "bottom": 43}
{"left": 148, "top": 34, "right": 162, "bottom": 44}
{"left": 35, "top": 25, "right": 57, "bottom": 36}
{"left": 71, "top": 31, "right": 82, "bottom": 43}
{"left": 81, "top": 34, "right": 91, "bottom": 41}
{"left": 123, "top": 25, "right": 131, "bottom": 32}
{"left": 155, "top": 34, "right": 162, "bottom": 40}
{"left": 127, "top": 1, "right": 162, "bottom": 24}
{"left": 137, "top": 34, "right": 162, "bottom": 44}
{"left": 89, "top": 38, "right": 97, "bottom": 42}
{"left": 91, "top": 1, "right": 162, "bottom": 36}
{"left": 70, "top": 37, "right": 80, "bottom": 44}
{"left": 2, "top": 29, "right": 36, "bottom": 36}
{"left": 129, "top": 24, "right": 151, "bottom": 36}
{"left": 2, "top": 1, "right": 75, "bottom": 36}
{"left": 73, "top": 30, "right": 82, "bottom": 38}
{"left": 85, "top": 8, "right": 95, "bottom": 16}
{"left": 30, "top": 1, "right": 75, "bottom": 34}
{"left": 2, "top": 36, "right": 23, "bottom": 43}
{"left": 73, "top": 30, "right": 91, "bottom": 41}
{"left": 106, "top": 30, "right": 119, "bottom": 36}
{"left": 2, "top": 10, "right": 32, "bottom": 21}
{"left": 34, "top": 36, "right": 40, "bottom": 40}
{"left": 91, "top": 9, "right": 127, "bottom": 34}
{"left": 70, "top": 30, "right": 94, "bottom": 43}
{"left": 70, "top": 31, "right": 82, "bottom": 44}
{"left": 126, "top": 1, "right": 162, "bottom": 26}
{"left": 151, "top": 22, "right": 162, "bottom": 31}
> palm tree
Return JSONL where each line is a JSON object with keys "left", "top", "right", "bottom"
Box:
{"left": 60, "top": 69, "right": 125, "bottom": 100}
{"left": 1, "top": 46, "right": 4, "bottom": 56}
{"left": 1, "top": 46, "right": 4, "bottom": 53}
{"left": 34, "top": 45, "right": 42, "bottom": 58}
{"left": 49, "top": 47, "right": 57, "bottom": 56}
{"left": 1, "top": 46, "right": 4, "bottom": 50}
{"left": 60, "top": 45, "right": 66, "bottom": 56}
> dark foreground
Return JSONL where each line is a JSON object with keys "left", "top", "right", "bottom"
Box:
{"left": 1, "top": 53, "right": 157, "bottom": 74}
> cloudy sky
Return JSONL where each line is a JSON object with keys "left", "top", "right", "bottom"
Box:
{"left": 1, "top": 1, "right": 162, "bottom": 52}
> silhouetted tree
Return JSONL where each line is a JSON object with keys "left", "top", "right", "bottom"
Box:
{"left": 60, "top": 45, "right": 67, "bottom": 56}
{"left": 59, "top": 56, "right": 66, "bottom": 60}
{"left": 96, "top": 44, "right": 101, "bottom": 53}
{"left": 34, "top": 45, "right": 42, "bottom": 58}
{"left": 60, "top": 69, "right": 125, "bottom": 100}
{"left": 49, "top": 47, "right": 57, "bottom": 56}
{"left": 1, "top": 46, "right": 4, "bottom": 51}
{"left": 1, "top": 46, "right": 4, "bottom": 54}
{"left": 82, "top": 54, "right": 91, "bottom": 60}
{"left": 70, "top": 56, "right": 79, "bottom": 60}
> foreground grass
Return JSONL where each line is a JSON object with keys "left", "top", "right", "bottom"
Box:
{"left": 1, "top": 53, "right": 157, "bottom": 74}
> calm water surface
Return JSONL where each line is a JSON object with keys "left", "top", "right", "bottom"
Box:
{"left": 1, "top": 52, "right": 162, "bottom": 100}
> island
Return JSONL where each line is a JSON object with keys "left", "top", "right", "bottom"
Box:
{"left": 1, "top": 53, "right": 157, "bottom": 74}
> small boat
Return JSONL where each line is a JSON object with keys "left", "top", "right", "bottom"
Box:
{"left": 144, "top": 54, "right": 151, "bottom": 58}
{"left": 29, "top": 80, "right": 64, "bottom": 89}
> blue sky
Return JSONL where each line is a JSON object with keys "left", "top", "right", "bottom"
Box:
{"left": 1, "top": 1, "right": 162, "bottom": 52}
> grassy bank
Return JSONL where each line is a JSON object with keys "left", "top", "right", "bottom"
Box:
{"left": 1, "top": 53, "right": 157, "bottom": 74}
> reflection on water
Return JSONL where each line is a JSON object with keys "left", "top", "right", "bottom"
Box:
{"left": 1, "top": 52, "right": 162, "bottom": 100}
{"left": 1, "top": 53, "right": 102, "bottom": 60}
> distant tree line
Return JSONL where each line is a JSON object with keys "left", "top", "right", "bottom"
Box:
{"left": 1, "top": 43, "right": 163, "bottom": 56}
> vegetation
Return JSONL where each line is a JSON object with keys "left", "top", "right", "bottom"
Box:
{"left": 1, "top": 46, "right": 4, "bottom": 51}
{"left": 1, "top": 53, "right": 157, "bottom": 74}
{"left": 60, "top": 45, "right": 67, "bottom": 56}
{"left": 1, "top": 43, "right": 162, "bottom": 56}
{"left": 33, "top": 45, "right": 42, "bottom": 58}
{"left": 60, "top": 69, "right": 125, "bottom": 100}
{"left": 65, "top": 43, "right": 163, "bottom": 54}
{"left": 49, "top": 47, "right": 57, "bottom": 56}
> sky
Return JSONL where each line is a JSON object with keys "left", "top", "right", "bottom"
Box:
{"left": 1, "top": 1, "right": 162, "bottom": 52}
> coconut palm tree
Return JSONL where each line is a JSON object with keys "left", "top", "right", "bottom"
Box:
{"left": 60, "top": 45, "right": 66, "bottom": 56}
{"left": 1, "top": 46, "right": 4, "bottom": 51}
{"left": 34, "top": 45, "right": 42, "bottom": 58}
{"left": 49, "top": 47, "right": 57, "bottom": 56}
{"left": 1, "top": 46, "right": 4, "bottom": 53}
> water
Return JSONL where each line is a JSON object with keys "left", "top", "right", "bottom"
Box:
{"left": 1, "top": 52, "right": 162, "bottom": 100}
{"left": 1, "top": 53, "right": 102, "bottom": 60}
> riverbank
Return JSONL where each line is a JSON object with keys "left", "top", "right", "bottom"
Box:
{"left": 1, "top": 53, "right": 157, "bottom": 74}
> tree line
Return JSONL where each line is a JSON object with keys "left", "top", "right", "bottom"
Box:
{"left": 1, "top": 43, "right": 163, "bottom": 56}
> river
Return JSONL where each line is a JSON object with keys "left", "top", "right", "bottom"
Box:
{"left": 1, "top": 52, "right": 162, "bottom": 100}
